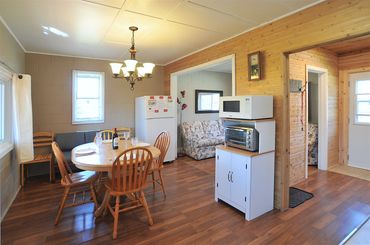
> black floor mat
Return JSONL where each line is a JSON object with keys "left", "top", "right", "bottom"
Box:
{"left": 289, "top": 187, "right": 314, "bottom": 208}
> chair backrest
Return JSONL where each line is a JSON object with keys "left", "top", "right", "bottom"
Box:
{"left": 154, "top": 131, "right": 170, "bottom": 166}
{"left": 111, "top": 147, "right": 153, "bottom": 193}
{"left": 34, "top": 132, "right": 54, "bottom": 148}
{"left": 116, "top": 127, "right": 131, "bottom": 140}
{"left": 52, "top": 142, "right": 73, "bottom": 184}
{"left": 95, "top": 130, "right": 114, "bottom": 141}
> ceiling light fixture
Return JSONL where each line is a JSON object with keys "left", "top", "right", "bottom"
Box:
{"left": 110, "top": 26, "right": 155, "bottom": 90}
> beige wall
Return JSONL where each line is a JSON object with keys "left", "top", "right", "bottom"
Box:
{"left": 177, "top": 71, "right": 232, "bottom": 123}
{"left": 26, "top": 53, "right": 165, "bottom": 133}
{"left": 164, "top": 0, "right": 370, "bottom": 209}
{"left": 0, "top": 20, "right": 25, "bottom": 221}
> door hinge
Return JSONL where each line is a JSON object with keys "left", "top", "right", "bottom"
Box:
{"left": 245, "top": 196, "right": 247, "bottom": 202}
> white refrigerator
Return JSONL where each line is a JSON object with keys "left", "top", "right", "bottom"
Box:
{"left": 135, "top": 96, "right": 177, "bottom": 162}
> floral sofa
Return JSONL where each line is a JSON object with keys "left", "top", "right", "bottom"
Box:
{"left": 181, "top": 119, "right": 225, "bottom": 160}
{"left": 308, "top": 123, "right": 318, "bottom": 166}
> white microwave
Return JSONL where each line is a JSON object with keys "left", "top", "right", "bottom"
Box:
{"left": 219, "top": 95, "right": 273, "bottom": 119}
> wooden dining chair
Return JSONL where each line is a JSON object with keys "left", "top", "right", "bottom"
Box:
{"left": 94, "top": 129, "right": 114, "bottom": 141}
{"left": 105, "top": 147, "right": 153, "bottom": 239}
{"left": 52, "top": 142, "right": 99, "bottom": 225}
{"left": 116, "top": 127, "right": 131, "bottom": 140}
{"left": 148, "top": 131, "right": 170, "bottom": 197}
{"left": 20, "top": 132, "right": 55, "bottom": 186}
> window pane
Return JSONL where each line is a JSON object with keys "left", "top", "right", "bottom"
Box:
{"left": 0, "top": 83, "right": 4, "bottom": 141}
{"left": 73, "top": 70, "right": 104, "bottom": 124}
{"left": 75, "top": 99, "right": 101, "bottom": 120}
{"left": 357, "top": 115, "right": 370, "bottom": 123}
{"left": 357, "top": 94, "right": 370, "bottom": 101}
{"left": 211, "top": 94, "right": 220, "bottom": 110}
{"left": 356, "top": 80, "right": 370, "bottom": 94}
{"left": 76, "top": 76, "right": 100, "bottom": 98}
{"left": 357, "top": 101, "right": 370, "bottom": 115}
{"left": 199, "top": 94, "right": 212, "bottom": 110}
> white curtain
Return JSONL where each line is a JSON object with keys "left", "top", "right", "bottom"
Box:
{"left": 12, "top": 74, "right": 34, "bottom": 163}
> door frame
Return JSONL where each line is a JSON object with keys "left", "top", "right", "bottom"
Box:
{"left": 305, "top": 65, "right": 329, "bottom": 175}
{"left": 170, "top": 54, "right": 236, "bottom": 152}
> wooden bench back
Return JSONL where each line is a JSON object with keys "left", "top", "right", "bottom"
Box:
{"left": 33, "top": 132, "right": 54, "bottom": 148}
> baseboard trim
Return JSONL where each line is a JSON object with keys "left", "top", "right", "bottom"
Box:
{"left": 1, "top": 185, "right": 21, "bottom": 223}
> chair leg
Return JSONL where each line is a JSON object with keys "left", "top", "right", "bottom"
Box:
{"left": 113, "top": 196, "right": 120, "bottom": 240}
{"left": 158, "top": 169, "right": 166, "bottom": 198}
{"left": 89, "top": 183, "right": 98, "bottom": 209}
{"left": 140, "top": 191, "right": 153, "bottom": 226}
{"left": 50, "top": 158, "right": 55, "bottom": 183}
{"left": 55, "top": 187, "right": 70, "bottom": 225}
{"left": 151, "top": 172, "right": 155, "bottom": 190}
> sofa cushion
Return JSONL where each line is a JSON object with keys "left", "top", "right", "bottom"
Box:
{"left": 182, "top": 121, "right": 205, "bottom": 141}
{"left": 84, "top": 130, "right": 98, "bottom": 143}
{"left": 55, "top": 132, "right": 85, "bottom": 151}
{"left": 193, "top": 136, "right": 224, "bottom": 148}
{"left": 202, "top": 120, "right": 221, "bottom": 138}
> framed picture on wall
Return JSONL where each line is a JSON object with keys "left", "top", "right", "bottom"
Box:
{"left": 195, "top": 89, "right": 223, "bottom": 114}
{"left": 248, "top": 51, "right": 262, "bottom": 81}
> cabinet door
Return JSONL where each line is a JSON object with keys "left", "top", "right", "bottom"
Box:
{"left": 216, "top": 150, "right": 231, "bottom": 199}
{"left": 230, "top": 154, "right": 249, "bottom": 209}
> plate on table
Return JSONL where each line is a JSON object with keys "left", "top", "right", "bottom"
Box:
{"left": 75, "top": 148, "right": 96, "bottom": 156}
{"left": 135, "top": 142, "right": 150, "bottom": 147}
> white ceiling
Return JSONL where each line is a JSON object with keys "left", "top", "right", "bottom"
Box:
{"left": 0, "top": 0, "right": 322, "bottom": 65}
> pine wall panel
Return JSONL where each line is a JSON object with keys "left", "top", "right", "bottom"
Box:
{"left": 164, "top": 0, "right": 370, "bottom": 209}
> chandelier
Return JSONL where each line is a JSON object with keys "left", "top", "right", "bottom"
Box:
{"left": 110, "top": 26, "right": 155, "bottom": 90}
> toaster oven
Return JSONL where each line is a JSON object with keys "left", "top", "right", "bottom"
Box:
{"left": 225, "top": 126, "right": 259, "bottom": 152}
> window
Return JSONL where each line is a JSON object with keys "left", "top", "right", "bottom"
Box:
{"left": 355, "top": 80, "right": 370, "bottom": 124}
{"left": 0, "top": 82, "right": 4, "bottom": 142}
{"left": 195, "top": 90, "right": 223, "bottom": 113}
{"left": 72, "top": 70, "right": 104, "bottom": 124}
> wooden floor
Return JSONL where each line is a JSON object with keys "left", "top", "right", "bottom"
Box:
{"left": 329, "top": 164, "right": 370, "bottom": 182}
{"left": 2, "top": 156, "right": 370, "bottom": 244}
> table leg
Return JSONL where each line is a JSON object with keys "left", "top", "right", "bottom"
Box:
{"left": 95, "top": 190, "right": 110, "bottom": 217}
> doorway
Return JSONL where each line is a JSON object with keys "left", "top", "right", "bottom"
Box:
{"left": 170, "top": 54, "right": 236, "bottom": 151}
{"left": 305, "top": 66, "right": 329, "bottom": 177}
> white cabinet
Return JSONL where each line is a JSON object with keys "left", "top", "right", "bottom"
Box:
{"left": 215, "top": 146, "right": 274, "bottom": 221}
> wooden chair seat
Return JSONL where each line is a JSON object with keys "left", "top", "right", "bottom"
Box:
{"left": 24, "top": 153, "right": 52, "bottom": 164}
{"left": 62, "top": 171, "right": 98, "bottom": 187}
{"left": 20, "top": 132, "right": 55, "bottom": 186}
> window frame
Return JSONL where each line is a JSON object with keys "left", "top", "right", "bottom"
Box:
{"left": 0, "top": 67, "right": 14, "bottom": 159}
{"left": 195, "top": 89, "right": 223, "bottom": 114}
{"left": 72, "top": 70, "right": 105, "bottom": 125}
{"left": 354, "top": 79, "right": 370, "bottom": 125}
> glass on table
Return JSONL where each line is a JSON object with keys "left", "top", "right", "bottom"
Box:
{"left": 123, "top": 131, "right": 130, "bottom": 141}
{"left": 95, "top": 132, "right": 103, "bottom": 146}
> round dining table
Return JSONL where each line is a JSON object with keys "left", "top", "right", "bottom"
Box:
{"left": 71, "top": 140, "right": 161, "bottom": 172}
{"left": 71, "top": 140, "right": 161, "bottom": 217}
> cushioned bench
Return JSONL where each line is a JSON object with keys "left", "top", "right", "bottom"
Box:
{"left": 55, "top": 130, "right": 97, "bottom": 171}
{"left": 181, "top": 120, "right": 224, "bottom": 160}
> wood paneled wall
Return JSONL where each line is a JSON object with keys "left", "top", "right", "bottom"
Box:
{"left": 164, "top": 0, "right": 370, "bottom": 210}
{"left": 338, "top": 51, "right": 370, "bottom": 165}
{"left": 289, "top": 48, "right": 339, "bottom": 186}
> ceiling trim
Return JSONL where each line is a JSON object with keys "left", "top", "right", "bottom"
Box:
{"left": 25, "top": 50, "right": 165, "bottom": 66}
{"left": 164, "top": 0, "right": 326, "bottom": 66}
{"left": 0, "top": 15, "right": 26, "bottom": 52}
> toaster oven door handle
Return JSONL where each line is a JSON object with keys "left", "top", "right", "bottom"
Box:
{"left": 226, "top": 128, "right": 245, "bottom": 132}
{"left": 228, "top": 139, "right": 246, "bottom": 145}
